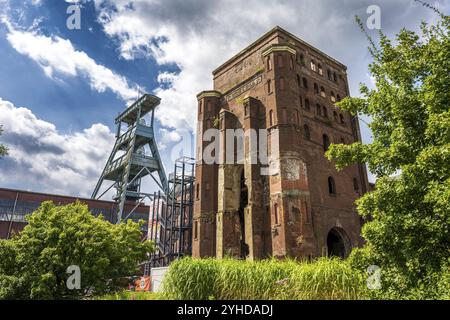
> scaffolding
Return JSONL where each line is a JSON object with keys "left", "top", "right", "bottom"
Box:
{"left": 147, "top": 157, "right": 195, "bottom": 269}
{"left": 91, "top": 93, "right": 195, "bottom": 271}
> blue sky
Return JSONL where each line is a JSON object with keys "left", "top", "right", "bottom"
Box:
{"left": 0, "top": 0, "right": 448, "bottom": 198}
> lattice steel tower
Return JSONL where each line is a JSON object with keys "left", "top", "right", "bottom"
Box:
{"left": 92, "top": 94, "right": 168, "bottom": 223}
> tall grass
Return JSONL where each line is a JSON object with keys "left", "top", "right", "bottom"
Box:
{"left": 94, "top": 291, "right": 161, "bottom": 300}
{"left": 162, "top": 257, "right": 368, "bottom": 300}
{"left": 281, "top": 258, "right": 367, "bottom": 299}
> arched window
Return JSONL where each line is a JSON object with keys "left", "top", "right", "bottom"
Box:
{"left": 330, "top": 91, "right": 336, "bottom": 102}
{"left": 333, "top": 72, "right": 337, "bottom": 82}
{"left": 303, "top": 124, "right": 311, "bottom": 140}
{"left": 274, "top": 203, "right": 279, "bottom": 225}
{"left": 333, "top": 111, "right": 338, "bottom": 122}
{"left": 337, "top": 94, "right": 341, "bottom": 102}
{"left": 316, "top": 104, "right": 321, "bottom": 116}
{"left": 310, "top": 60, "right": 317, "bottom": 72}
{"left": 267, "top": 79, "right": 272, "bottom": 93}
{"left": 302, "top": 77, "right": 308, "bottom": 89}
{"left": 327, "top": 69, "right": 332, "bottom": 80}
{"left": 296, "top": 74, "right": 301, "bottom": 88}
{"left": 269, "top": 110, "right": 274, "bottom": 127}
{"left": 266, "top": 56, "right": 272, "bottom": 71}
{"left": 323, "top": 134, "right": 330, "bottom": 151}
{"left": 340, "top": 114, "right": 345, "bottom": 124}
{"left": 320, "top": 86, "right": 326, "bottom": 97}
{"left": 299, "top": 54, "right": 305, "bottom": 66}
{"left": 353, "top": 178, "right": 360, "bottom": 192}
{"left": 318, "top": 63, "right": 323, "bottom": 75}
{"left": 322, "top": 106, "right": 328, "bottom": 118}
{"left": 328, "top": 177, "right": 336, "bottom": 195}
{"left": 279, "top": 77, "right": 286, "bottom": 90}
{"left": 277, "top": 54, "right": 284, "bottom": 67}
{"left": 305, "top": 98, "right": 310, "bottom": 111}
{"left": 340, "top": 137, "right": 346, "bottom": 144}
{"left": 314, "top": 83, "right": 319, "bottom": 94}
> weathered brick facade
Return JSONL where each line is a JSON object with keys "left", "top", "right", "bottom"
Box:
{"left": 193, "top": 26, "right": 369, "bottom": 260}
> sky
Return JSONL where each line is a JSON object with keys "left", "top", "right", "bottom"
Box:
{"left": 0, "top": 0, "right": 448, "bottom": 198}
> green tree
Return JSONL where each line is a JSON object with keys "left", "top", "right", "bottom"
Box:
{"left": 0, "top": 201, "right": 154, "bottom": 299}
{"left": 326, "top": 5, "right": 449, "bottom": 299}
{"left": 0, "top": 125, "right": 8, "bottom": 158}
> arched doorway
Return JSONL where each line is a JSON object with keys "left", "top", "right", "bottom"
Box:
{"left": 327, "top": 227, "right": 350, "bottom": 258}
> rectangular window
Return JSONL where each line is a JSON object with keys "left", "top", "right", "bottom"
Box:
{"left": 277, "top": 54, "right": 284, "bottom": 68}
{"left": 274, "top": 203, "right": 279, "bottom": 225}
{"left": 194, "top": 221, "right": 199, "bottom": 240}
{"left": 267, "top": 80, "right": 272, "bottom": 94}
{"left": 282, "top": 108, "right": 287, "bottom": 124}
{"left": 294, "top": 109, "right": 299, "bottom": 125}
{"left": 266, "top": 57, "right": 272, "bottom": 71}
{"left": 302, "top": 201, "right": 310, "bottom": 224}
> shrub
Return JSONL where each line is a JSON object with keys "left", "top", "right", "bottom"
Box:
{"left": 0, "top": 201, "right": 154, "bottom": 299}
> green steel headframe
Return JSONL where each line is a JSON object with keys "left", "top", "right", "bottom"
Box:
{"left": 91, "top": 94, "right": 168, "bottom": 223}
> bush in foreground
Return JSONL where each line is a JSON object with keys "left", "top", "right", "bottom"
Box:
{"left": 0, "top": 201, "right": 154, "bottom": 300}
{"left": 162, "top": 257, "right": 368, "bottom": 300}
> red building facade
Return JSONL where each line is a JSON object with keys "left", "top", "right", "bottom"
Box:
{"left": 193, "top": 27, "right": 369, "bottom": 260}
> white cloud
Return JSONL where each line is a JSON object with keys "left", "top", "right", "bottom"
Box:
{"left": 1, "top": 17, "right": 140, "bottom": 103}
{"left": 93, "top": 0, "right": 447, "bottom": 135}
{"left": 0, "top": 97, "right": 115, "bottom": 197}
{"left": 158, "top": 127, "right": 181, "bottom": 150}
{"left": 94, "top": 0, "right": 287, "bottom": 131}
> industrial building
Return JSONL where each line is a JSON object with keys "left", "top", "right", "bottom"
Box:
{"left": 1, "top": 26, "right": 372, "bottom": 265}
{"left": 0, "top": 187, "right": 150, "bottom": 239}
{"left": 193, "top": 26, "right": 370, "bottom": 260}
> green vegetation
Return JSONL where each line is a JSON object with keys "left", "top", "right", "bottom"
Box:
{"left": 95, "top": 291, "right": 162, "bottom": 300}
{"left": 213, "top": 116, "right": 220, "bottom": 129}
{"left": 159, "top": 3, "right": 450, "bottom": 302}
{"left": 0, "top": 201, "right": 154, "bottom": 300}
{"left": 1, "top": 1, "right": 448, "bottom": 302}
{"left": 0, "top": 125, "right": 8, "bottom": 158}
{"left": 162, "top": 257, "right": 368, "bottom": 300}
{"left": 326, "top": 5, "right": 450, "bottom": 299}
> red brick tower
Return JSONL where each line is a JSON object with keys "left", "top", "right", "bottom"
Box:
{"left": 193, "top": 27, "right": 369, "bottom": 260}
